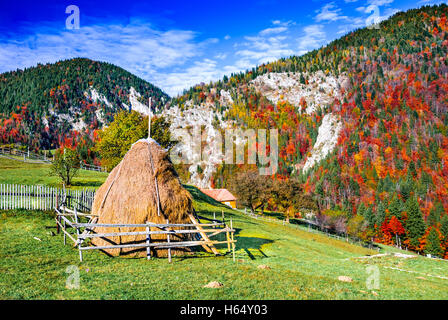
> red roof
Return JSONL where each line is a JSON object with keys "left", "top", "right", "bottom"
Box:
{"left": 200, "top": 189, "right": 237, "bottom": 202}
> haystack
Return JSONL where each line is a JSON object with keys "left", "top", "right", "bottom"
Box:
{"left": 91, "top": 138, "right": 194, "bottom": 257}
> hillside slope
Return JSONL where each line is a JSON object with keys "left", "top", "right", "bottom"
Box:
{"left": 1, "top": 158, "right": 448, "bottom": 299}
{"left": 0, "top": 58, "right": 169, "bottom": 150}
{"left": 164, "top": 4, "right": 448, "bottom": 256}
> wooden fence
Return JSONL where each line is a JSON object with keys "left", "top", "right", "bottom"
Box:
{"left": 55, "top": 206, "right": 236, "bottom": 262}
{"left": 0, "top": 184, "right": 95, "bottom": 212}
{"left": 0, "top": 147, "right": 107, "bottom": 172}
{"left": 80, "top": 162, "right": 107, "bottom": 172}
{"left": 0, "top": 146, "right": 52, "bottom": 163}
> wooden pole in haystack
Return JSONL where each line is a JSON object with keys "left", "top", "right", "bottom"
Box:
{"left": 147, "top": 96, "right": 162, "bottom": 217}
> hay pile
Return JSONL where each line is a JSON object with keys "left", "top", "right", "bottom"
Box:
{"left": 91, "top": 138, "right": 194, "bottom": 257}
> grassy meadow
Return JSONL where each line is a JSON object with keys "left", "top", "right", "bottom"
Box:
{"left": 0, "top": 156, "right": 107, "bottom": 188}
{"left": 1, "top": 157, "right": 448, "bottom": 299}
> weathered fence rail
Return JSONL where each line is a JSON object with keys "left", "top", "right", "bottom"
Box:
{"left": 0, "top": 184, "right": 95, "bottom": 211}
{"left": 0, "top": 146, "right": 52, "bottom": 163}
{"left": 80, "top": 162, "right": 107, "bottom": 172}
{"left": 55, "top": 206, "right": 237, "bottom": 262}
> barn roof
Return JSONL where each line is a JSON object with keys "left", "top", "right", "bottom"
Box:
{"left": 200, "top": 189, "right": 237, "bottom": 202}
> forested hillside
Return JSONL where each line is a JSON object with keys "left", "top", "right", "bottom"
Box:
{"left": 2, "top": 4, "right": 448, "bottom": 258}
{"left": 0, "top": 58, "right": 168, "bottom": 153}
{"left": 168, "top": 4, "right": 448, "bottom": 258}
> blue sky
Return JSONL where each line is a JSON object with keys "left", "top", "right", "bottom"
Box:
{"left": 0, "top": 0, "right": 445, "bottom": 96}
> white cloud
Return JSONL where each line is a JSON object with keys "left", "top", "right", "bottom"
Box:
{"left": 214, "top": 53, "right": 227, "bottom": 60}
{"left": 315, "top": 3, "right": 349, "bottom": 22}
{"left": 230, "top": 20, "right": 295, "bottom": 68}
{"left": 259, "top": 26, "right": 288, "bottom": 36}
{"left": 236, "top": 34, "right": 293, "bottom": 65}
{"left": 298, "top": 24, "right": 327, "bottom": 55}
{"left": 0, "top": 22, "right": 221, "bottom": 96}
{"left": 367, "top": 0, "right": 394, "bottom": 5}
{"left": 155, "top": 58, "right": 224, "bottom": 95}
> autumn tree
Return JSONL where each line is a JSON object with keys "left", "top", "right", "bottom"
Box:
{"left": 347, "top": 215, "right": 374, "bottom": 243}
{"left": 389, "top": 215, "right": 405, "bottom": 247}
{"left": 95, "top": 110, "right": 173, "bottom": 171}
{"left": 231, "top": 170, "right": 273, "bottom": 214}
{"left": 272, "top": 179, "right": 316, "bottom": 221}
{"left": 50, "top": 147, "right": 80, "bottom": 186}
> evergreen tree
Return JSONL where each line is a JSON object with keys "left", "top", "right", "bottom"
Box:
{"left": 425, "top": 228, "right": 443, "bottom": 257}
{"left": 357, "top": 202, "right": 366, "bottom": 217}
{"left": 364, "top": 206, "right": 375, "bottom": 229}
{"left": 440, "top": 214, "right": 448, "bottom": 242}
{"left": 427, "top": 202, "right": 443, "bottom": 226}
{"left": 405, "top": 197, "right": 426, "bottom": 249}
{"left": 388, "top": 196, "right": 402, "bottom": 219}
{"left": 376, "top": 201, "right": 386, "bottom": 226}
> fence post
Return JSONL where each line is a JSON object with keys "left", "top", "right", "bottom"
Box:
{"left": 166, "top": 219, "right": 172, "bottom": 263}
{"left": 146, "top": 221, "right": 151, "bottom": 260}
{"left": 231, "top": 218, "right": 235, "bottom": 262}
{"left": 63, "top": 217, "right": 66, "bottom": 245}
{"left": 74, "top": 207, "right": 83, "bottom": 262}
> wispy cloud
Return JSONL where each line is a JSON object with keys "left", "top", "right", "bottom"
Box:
{"left": 0, "top": 22, "right": 216, "bottom": 96}
{"left": 0, "top": 0, "right": 408, "bottom": 97}
{"left": 315, "top": 3, "right": 349, "bottom": 22}
{"left": 298, "top": 24, "right": 327, "bottom": 55}
{"left": 234, "top": 20, "right": 294, "bottom": 65}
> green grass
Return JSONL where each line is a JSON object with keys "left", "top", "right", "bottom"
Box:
{"left": 1, "top": 158, "right": 448, "bottom": 299}
{"left": 0, "top": 157, "right": 108, "bottom": 189}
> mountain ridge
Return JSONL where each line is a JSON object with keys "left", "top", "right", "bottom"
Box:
{"left": 0, "top": 57, "right": 169, "bottom": 150}
{"left": 161, "top": 4, "right": 448, "bottom": 256}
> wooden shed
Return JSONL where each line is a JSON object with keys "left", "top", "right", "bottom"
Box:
{"left": 200, "top": 189, "right": 237, "bottom": 209}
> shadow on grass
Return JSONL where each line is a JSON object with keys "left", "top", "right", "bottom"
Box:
{"left": 233, "top": 227, "right": 273, "bottom": 260}
{"left": 235, "top": 236, "right": 273, "bottom": 260}
{"left": 261, "top": 211, "right": 285, "bottom": 220}
{"left": 71, "top": 180, "right": 104, "bottom": 187}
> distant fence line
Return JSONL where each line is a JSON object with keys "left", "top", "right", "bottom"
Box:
{"left": 237, "top": 208, "right": 380, "bottom": 250}
{"left": 0, "top": 147, "right": 107, "bottom": 172}
{"left": 0, "top": 184, "right": 95, "bottom": 212}
{"left": 0, "top": 146, "right": 52, "bottom": 163}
